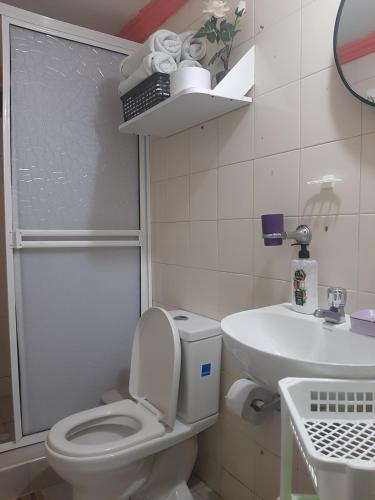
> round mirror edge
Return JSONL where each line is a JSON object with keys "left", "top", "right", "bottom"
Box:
{"left": 333, "top": 0, "right": 375, "bottom": 108}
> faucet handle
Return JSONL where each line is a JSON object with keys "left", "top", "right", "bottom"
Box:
{"left": 328, "top": 287, "right": 347, "bottom": 310}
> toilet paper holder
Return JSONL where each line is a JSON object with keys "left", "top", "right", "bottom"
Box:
{"left": 225, "top": 378, "right": 280, "bottom": 425}
{"left": 251, "top": 396, "right": 280, "bottom": 413}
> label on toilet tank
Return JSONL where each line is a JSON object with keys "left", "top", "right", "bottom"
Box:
{"left": 201, "top": 363, "right": 211, "bottom": 377}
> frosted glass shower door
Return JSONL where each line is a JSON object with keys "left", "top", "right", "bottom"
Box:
{"left": 9, "top": 25, "right": 144, "bottom": 435}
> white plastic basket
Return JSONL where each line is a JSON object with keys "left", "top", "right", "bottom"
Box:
{"left": 279, "top": 378, "right": 375, "bottom": 500}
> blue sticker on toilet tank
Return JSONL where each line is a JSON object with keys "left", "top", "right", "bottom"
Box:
{"left": 201, "top": 363, "right": 211, "bottom": 377}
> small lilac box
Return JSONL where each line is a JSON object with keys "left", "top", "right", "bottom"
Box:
{"left": 350, "top": 309, "right": 375, "bottom": 337}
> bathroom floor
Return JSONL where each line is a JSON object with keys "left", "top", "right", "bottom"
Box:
{"left": 190, "top": 478, "right": 221, "bottom": 500}
{"left": 17, "top": 478, "right": 221, "bottom": 500}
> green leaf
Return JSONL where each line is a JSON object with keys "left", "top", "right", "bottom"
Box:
{"left": 220, "top": 21, "right": 236, "bottom": 42}
{"left": 207, "top": 32, "right": 216, "bottom": 43}
{"left": 221, "top": 28, "right": 231, "bottom": 42}
{"left": 194, "top": 28, "right": 208, "bottom": 38}
{"left": 208, "top": 53, "right": 219, "bottom": 66}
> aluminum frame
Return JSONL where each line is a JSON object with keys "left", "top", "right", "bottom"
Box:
{"left": 0, "top": 3, "right": 151, "bottom": 452}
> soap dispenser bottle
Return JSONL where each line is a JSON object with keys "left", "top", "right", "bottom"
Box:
{"left": 291, "top": 244, "right": 318, "bottom": 314}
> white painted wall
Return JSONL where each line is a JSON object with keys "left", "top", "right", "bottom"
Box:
{"left": 1, "top": 0, "right": 149, "bottom": 34}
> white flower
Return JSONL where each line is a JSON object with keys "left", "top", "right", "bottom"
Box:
{"left": 203, "top": 0, "right": 230, "bottom": 19}
{"left": 237, "top": 1, "right": 246, "bottom": 13}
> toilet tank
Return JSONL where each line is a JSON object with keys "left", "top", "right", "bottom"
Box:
{"left": 170, "top": 310, "right": 222, "bottom": 424}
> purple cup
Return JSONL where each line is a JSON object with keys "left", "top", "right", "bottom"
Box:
{"left": 261, "top": 214, "right": 284, "bottom": 246}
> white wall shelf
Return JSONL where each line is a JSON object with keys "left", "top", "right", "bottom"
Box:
{"left": 119, "top": 47, "right": 254, "bottom": 138}
{"left": 119, "top": 89, "right": 252, "bottom": 137}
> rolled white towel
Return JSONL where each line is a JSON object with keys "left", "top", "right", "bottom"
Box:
{"left": 120, "top": 30, "right": 182, "bottom": 78}
{"left": 118, "top": 51, "right": 177, "bottom": 97}
{"left": 180, "top": 31, "right": 207, "bottom": 61}
{"left": 178, "top": 60, "right": 202, "bottom": 69}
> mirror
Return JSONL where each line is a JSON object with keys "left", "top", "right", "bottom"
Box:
{"left": 334, "top": 0, "right": 375, "bottom": 106}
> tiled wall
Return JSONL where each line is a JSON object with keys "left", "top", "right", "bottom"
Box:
{"left": 150, "top": 0, "right": 375, "bottom": 498}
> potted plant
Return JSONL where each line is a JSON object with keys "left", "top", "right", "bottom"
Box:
{"left": 195, "top": 0, "right": 246, "bottom": 84}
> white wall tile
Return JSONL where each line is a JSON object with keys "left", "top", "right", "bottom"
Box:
{"left": 227, "top": 0, "right": 255, "bottom": 46}
{"left": 190, "top": 221, "right": 218, "bottom": 270}
{"left": 194, "top": 453, "right": 222, "bottom": 493}
{"left": 149, "top": 139, "right": 165, "bottom": 183}
{"left": 255, "top": 81, "right": 300, "bottom": 158}
{"left": 150, "top": 181, "right": 166, "bottom": 222}
{"left": 218, "top": 161, "right": 253, "bottom": 219}
{"left": 218, "top": 219, "right": 253, "bottom": 274}
{"left": 254, "top": 150, "right": 300, "bottom": 217}
{"left": 219, "top": 107, "right": 254, "bottom": 166}
{"left": 221, "top": 426, "right": 256, "bottom": 488}
{"left": 165, "top": 176, "right": 189, "bottom": 222}
{"left": 248, "top": 410, "right": 281, "bottom": 456}
{"left": 164, "top": 265, "right": 191, "bottom": 310}
{"left": 220, "top": 469, "right": 254, "bottom": 500}
{"left": 151, "top": 223, "right": 165, "bottom": 263}
{"left": 360, "top": 133, "right": 375, "bottom": 213}
{"left": 357, "top": 292, "right": 375, "bottom": 310}
{"left": 300, "top": 138, "right": 361, "bottom": 215}
{"left": 252, "top": 277, "right": 291, "bottom": 308}
{"left": 218, "top": 272, "right": 253, "bottom": 319}
{"left": 359, "top": 215, "right": 375, "bottom": 293}
{"left": 255, "top": 10, "right": 301, "bottom": 96}
{"left": 188, "top": 268, "right": 219, "bottom": 319}
{"left": 190, "top": 120, "right": 218, "bottom": 173}
{"left": 301, "top": 67, "right": 361, "bottom": 148}
{"left": 301, "top": 0, "right": 341, "bottom": 77}
{"left": 254, "top": 0, "right": 301, "bottom": 34}
{"left": 152, "top": 262, "right": 165, "bottom": 304}
{"left": 164, "top": 222, "right": 191, "bottom": 266}
{"left": 164, "top": 131, "right": 190, "bottom": 179}
{"left": 190, "top": 170, "right": 218, "bottom": 221}
{"left": 301, "top": 215, "right": 359, "bottom": 289}
{"left": 198, "top": 421, "right": 222, "bottom": 461}
{"left": 254, "top": 447, "right": 280, "bottom": 500}
{"left": 362, "top": 104, "right": 375, "bottom": 134}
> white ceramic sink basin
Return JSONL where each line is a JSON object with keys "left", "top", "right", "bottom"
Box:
{"left": 221, "top": 304, "right": 375, "bottom": 393}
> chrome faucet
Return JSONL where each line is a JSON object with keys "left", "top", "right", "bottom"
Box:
{"left": 314, "top": 287, "right": 347, "bottom": 324}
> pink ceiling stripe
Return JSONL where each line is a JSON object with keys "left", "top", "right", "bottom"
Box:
{"left": 118, "top": 0, "right": 188, "bottom": 42}
{"left": 337, "top": 31, "right": 375, "bottom": 65}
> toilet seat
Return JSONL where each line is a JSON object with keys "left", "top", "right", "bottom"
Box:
{"left": 46, "top": 399, "right": 165, "bottom": 458}
{"left": 46, "top": 308, "right": 182, "bottom": 463}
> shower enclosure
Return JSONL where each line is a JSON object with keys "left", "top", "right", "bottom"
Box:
{"left": 0, "top": 4, "right": 150, "bottom": 450}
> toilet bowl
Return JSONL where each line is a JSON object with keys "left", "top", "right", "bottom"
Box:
{"left": 45, "top": 308, "right": 222, "bottom": 500}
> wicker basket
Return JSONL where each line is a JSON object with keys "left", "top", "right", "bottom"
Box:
{"left": 120, "top": 72, "right": 170, "bottom": 122}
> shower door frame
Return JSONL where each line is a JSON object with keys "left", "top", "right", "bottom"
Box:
{"left": 0, "top": 4, "right": 151, "bottom": 452}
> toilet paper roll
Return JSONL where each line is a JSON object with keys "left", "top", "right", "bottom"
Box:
{"left": 225, "top": 379, "right": 274, "bottom": 425}
{"left": 170, "top": 67, "right": 211, "bottom": 96}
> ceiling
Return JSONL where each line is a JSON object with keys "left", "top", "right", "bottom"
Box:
{"left": 1, "top": 0, "right": 150, "bottom": 35}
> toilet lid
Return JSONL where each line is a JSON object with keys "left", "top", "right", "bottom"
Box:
{"left": 129, "top": 308, "right": 181, "bottom": 428}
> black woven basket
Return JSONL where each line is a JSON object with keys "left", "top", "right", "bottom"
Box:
{"left": 120, "top": 72, "right": 170, "bottom": 122}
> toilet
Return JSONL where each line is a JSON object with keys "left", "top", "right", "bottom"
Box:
{"left": 45, "top": 308, "right": 222, "bottom": 500}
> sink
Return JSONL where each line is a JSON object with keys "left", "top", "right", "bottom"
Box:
{"left": 221, "top": 303, "right": 375, "bottom": 393}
